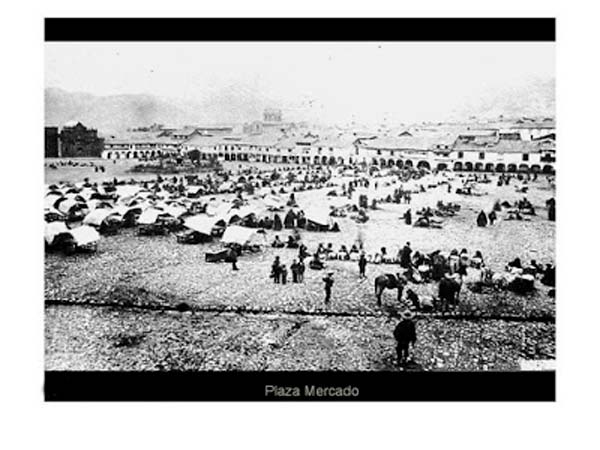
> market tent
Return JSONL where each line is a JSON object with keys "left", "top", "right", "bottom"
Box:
{"left": 137, "top": 208, "right": 163, "bottom": 225}
{"left": 83, "top": 208, "right": 122, "bottom": 227}
{"left": 186, "top": 186, "right": 205, "bottom": 196}
{"left": 45, "top": 194, "right": 63, "bottom": 209}
{"left": 183, "top": 215, "right": 221, "bottom": 235}
{"left": 115, "top": 185, "right": 143, "bottom": 199}
{"left": 163, "top": 204, "right": 188, "bottom": 218}
{"left": 45, "top": 221, "right": 69, "bottom": 245}
{"left": 69, "top": 225, "right": 100, "bottom": 246}
{"left": 303, "top": 206, "right": 331, "bottom": 226}
{"left": 221, "top": 225, "right": 263, "bottom": 246}
{"left": 219, "top": 181, "right": 234, "bottom": 192}
{"left": 264, "top": 195, "right": 285, "bottom": 211}
{"left": 206, "top": 201, "right": 232, "bottom": 218}
{"left": 86, "top": 199, "right": 114, "bottom": 211}
{"left": 56, "top": 198, "right": 85, "bottom": 214}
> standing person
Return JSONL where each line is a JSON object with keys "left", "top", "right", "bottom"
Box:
{"left": 271, "top": 256, "right": 282, "bottom": 283}
{"left": 358, "top": 252, "right": 367, "bottom": 278}
{"left": 393, "top": 310, "right": 417, "bottom": 367}
{"left": 281, "top": 265, "right": 288, "bottom": 284}
{"left": 290, "top": 260, "right": 299, "bottom": 283}
{"left": 476, "top": 210, "right": 488, "bottom": 227}
{"left": 400, "top": 242, "right": 412, "bottom": 268}
{"left": 297, "top": 259, "right": 305, "bottom": 282}
{"left": 323, "top": 272, "right": 334, "bottom": 305}
{"left": 231, "top": 247, "right": 239, "bottom": 271}
{"left": 404, "top": 208, "right": 412, "bottom": 225}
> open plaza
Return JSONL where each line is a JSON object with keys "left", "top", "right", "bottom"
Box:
{"left": 44, "top": 150, "right": 555, "bottom": 371}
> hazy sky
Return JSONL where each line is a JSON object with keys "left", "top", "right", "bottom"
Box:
{"left": 45, "top": 42, "right": 555, "bottom": 124}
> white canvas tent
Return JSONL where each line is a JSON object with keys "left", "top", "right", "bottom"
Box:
{"left": 303, "top": 206, "right": 331, "bottom": 226}
{"left": 115, "top": 185, "right": 143, "bottom": 199}
{"left": 137, "top": 208, "right": 163, "bottom": 225}
{"left": 183, "top": 215, "right": 221, "bottom": 235}
{"left": 69, "top": 225, "right": 100, "bottom": 246}
{"left": 45, "top": 221, "right": 69, "bottom": 245}
{"left": 221, "top": 225, "right": 264, "bottom": 246}
{"left": 83, "top": 208, "right": 122, "bottom": 227}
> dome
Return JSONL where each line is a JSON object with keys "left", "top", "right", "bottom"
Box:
{"left": 63, "top": 120, "right": 80, "bottom": 128}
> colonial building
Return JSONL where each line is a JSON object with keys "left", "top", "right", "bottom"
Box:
{"left": 102, "top": 132, "right": 181, "bottom": 159}
{"left": 181, "top": 132, "right": 357, "bottom": 165}
{"left": 356, "top": 128, "right": 556, "bottom": 174}
{"left": 45, "top": 126, "right": 59, "bottom": 158}
{"left": 59, "top": 121, "right": 105, "bottom": 158}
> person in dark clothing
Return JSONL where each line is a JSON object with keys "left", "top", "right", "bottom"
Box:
{"left": 548, "top": 203, "right": 556, "bottom": 221}
{"left": 488, "top": 210, "right": 497, "bottom": 225}
{"left": 271, "top": 256, "right": 282, "bottom": 283}
{"left": 507, "top": 257, "right": 522, "bottom": 270}
{"left": 394, "top": 310, "right": 417, "bottom": 367}
{"left": 281, "top": 265, "right": 288, "bottom": 284}
{"left": 290, "top": 260, "right": 299, "bottom": 283}
{"left": 231, "top": 250, "right": 239, "bottom": 271}
{"left": 323, "top": 272, "right": 334, "bottom": 304}
{"left": 404, "top": 208, "right": 412, "bottom": 225}
{"left": 358, "top": 253, "right": 367, "bottom": 278}
{"left": 541, "top": 264, "right": 555, "bottom": 287}
{"left": 400, "top": 242, "right": 412, "bottom": 268}
{"left": 405, "top": 289, "right": 420, "bottom": 310}
{"left": 297, "top": 259, "right": 305, "bottom": 282}
{"left": 476, "top": 210, "right": 488, "bottom": 227}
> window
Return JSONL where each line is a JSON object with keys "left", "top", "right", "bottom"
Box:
{"left": 377, "top": 150, "right": 382, "bottom": 156}
{"left": 479, "top": 152, "right": 485, "bottom": 160}
{"left": 522, "top": 153, "right": 529, "bottom": 161}
{"left": 458, "top": 151, "right": 464, "bottom": 159}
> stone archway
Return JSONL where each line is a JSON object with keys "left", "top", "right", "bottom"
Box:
{"left": 388, "top": 158, "right": 395, "bottom": 167}
{"left": 321, "top": 156, "right": 328, "bottom": 165}
{"left": 380, "top": 158, "right": 387, "bottom": 167}
{"left": 542, "top": 165, "right": 554, "bottom": 174}
{"left": 518, "top": 164, "right": 530, "bottom": 173}
{"left": 453, "top": 161, "right": 463, "bottom": 171}
{"left": 464, "top": 162, "right": 473, "bottom": 171}
{"left": 437, "top": 163, "right": 448, "bottom": 171}
{"left": 396, "top": 160, "right": 403, "bottom": 168}
{"left": 474, "top": 163, "right": 484, "bottom": 172}
{"left": 530, "top": 165, "right": 541, "bottom": 173}
{"left": 507, "top": 164, "right": 517, "bottom": 173}
{"left": 496, "top": 163, "right": 505, "bottom": 172}
{"left": 417, "top": 161, "right": 431, "bottom": 170}
{"left": 404, "top": 160, "right": 413, "bottom": 168}
{"left": 485, "top": 163, "right": 495, "bottom": 172}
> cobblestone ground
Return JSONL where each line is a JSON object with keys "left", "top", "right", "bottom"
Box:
{"left": 45, "top": 166, "right": 556, "bottom": 370}
{"left": 45, "top": 305, "right": 555, "bottom": 371}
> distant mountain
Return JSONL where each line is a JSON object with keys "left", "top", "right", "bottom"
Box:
{"left": 450, "top": 77, "right": 555, "bottom": 121}
{"left": 46, "top": 77, "right": 555, "bottom": 133}
{"left": 45, "top": 87, "right": 276, "bottom": 134}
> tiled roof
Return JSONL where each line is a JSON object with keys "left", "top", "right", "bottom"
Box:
{"left": 453, "top": 139, "right": 546, "bottom": 154}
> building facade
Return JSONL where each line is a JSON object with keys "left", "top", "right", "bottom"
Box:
{"left": 45, "top": 126, "right": 59, "bottom": 158}
{"left": 59, "top": 122, "right": 105, "bottom": 158}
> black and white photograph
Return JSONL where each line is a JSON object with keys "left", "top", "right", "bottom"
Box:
{"left": 40, "top": 17, "right": 559, "bottom": 401}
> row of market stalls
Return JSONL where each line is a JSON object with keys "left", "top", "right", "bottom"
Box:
{"left": 44, "top": 178, "right": 341, "bottom": 255}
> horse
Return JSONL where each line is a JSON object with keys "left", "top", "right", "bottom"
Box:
{"left": 439, "top": 275, "right": 463, "bottom": 312}
{"left": 374, "top": 273, "right": 407, "bottom": 307}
